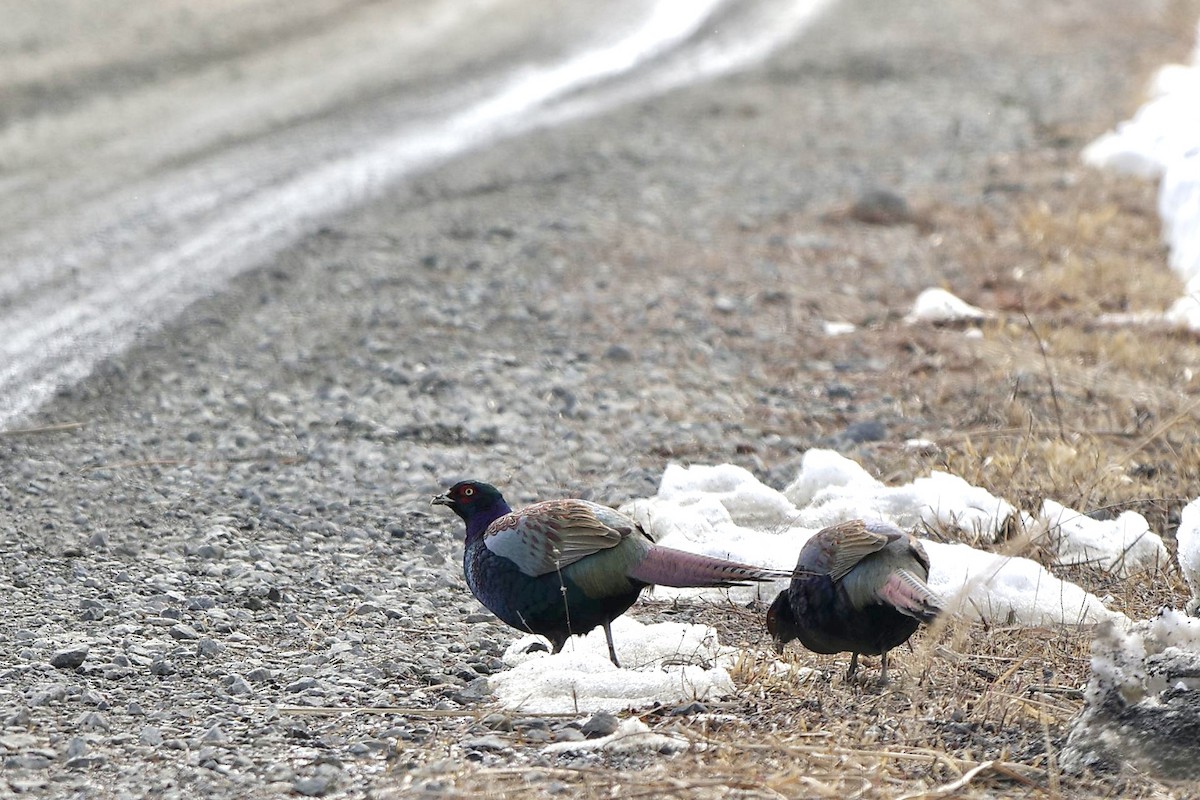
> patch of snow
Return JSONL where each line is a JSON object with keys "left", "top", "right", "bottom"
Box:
{"left": 1084, "top": 21, "right": 1200, "bottom": 328}
{"left": 655, "top": 462, "right": 797, "bottom": 528}
{"left": 905, "top": 287, "right": 988, "bottom": 324}
{"left": 783, "top": 448, "right": 883, "bottom": 508}
{"left": 642, "top": 452, "right": 1119, "bottom": 626}
{"left": 542, "top": 717, "right": 688, "bottom": 755}
{"left": 490, "top": 617, "right": 738, "bottom": 714}
{"left": 927, "top": 540, "right": 1122, "bottom": 626}
{"left": 785, "top": 450, "right": 1015, "bottom": 541}
{"left": 1037, "top": 500, "right": 1167, "bottom": 577}
{"left": 822, "top": 320, "right": 856, "bottom": 336}
{"left": 1176, "top": 497, "right": 1200, "bottom": 614}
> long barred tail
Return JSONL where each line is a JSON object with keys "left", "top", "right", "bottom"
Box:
{"left": 877, "top": 568, "right": 943, "bottom": 624}
{"left": 628, "top": 545, "right": 790, "bottom": 588}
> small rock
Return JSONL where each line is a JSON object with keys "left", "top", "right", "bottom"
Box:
{"left": 149, "top": 659, "right": 176, "bottom": 676}
{"left": 0, "top": 733, "right": 38, "bottom": 750}
{"left": 839, "top": 420, "right": 887, "bottom": 444}
{"left": 452, "top": 677, "right": 491, "bottom": 705}
{"left": 552, "top": 728, "right": 585, "bottom": 743}
{"left": 30, "top": 684, "right": 68, "bottom": 707}
{"left": 849, "top": 188, "right": 912, "bottom": 226}
{"left": 196, "top": 638, "right": 225, "bottom": 657}
{"left": 581, "top": 712, "right": 619, "bottom": 738}
{"left": 603, "top": 344, "right": 634, "bottom": 362}
{"left": 512, "top": 718, "right": 549, "bottom": 732}
{"left": 463, "top": 735, "right": 509, "bottom": 752}
{"left": 201, "top": 725, "right": 226, "bottom": 743}
{"left": 169, "top": 624, "right": 202, "bottom": 641}
{"left": 186, "top": 596, "right": 217, "bottom": 611}
{"left": 65, "top": 737, "right": 88, "bottom": 759}
{"left": 670, "top": 701, "right": 709, "bottom": 716}
{"left": 50, "top": 645, "right": 89, "bottom": 670}
{"left": 481, "top": 713, "right": 512, "bottom": 732}
{"left": 293, "top": 765, "right": 341, "bottom": 797}
{"left": 225, "top": 675, "right": 254, "bottom": 696}
{"left": 139, "top": 727, "right": 164, "bottom": 746}
{"left": 5, "top": 754, "right": 51, "bottom": 770}
{"left": 245, "top": 667, "right": 273, "bottom": 683}
{"left": 75, "top": 711, "right": 110, "bottom": 732}
{"left": 285, "top": 677, "right": 321, "bottom": 693}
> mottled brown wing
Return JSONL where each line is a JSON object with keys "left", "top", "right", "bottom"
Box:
{"left": 822, "top": 519, "right": 896, "bottom": 582}
{"left": 483, "top": 499, "right": 631, "bottom": 577}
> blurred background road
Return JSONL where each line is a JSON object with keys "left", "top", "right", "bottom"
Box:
{"left": 0, "top": 0, "right": 829, "bottom": 426}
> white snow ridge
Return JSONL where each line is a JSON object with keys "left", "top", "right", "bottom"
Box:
{"left": 487, "top": 451, "right": 1155, "bottom": 714}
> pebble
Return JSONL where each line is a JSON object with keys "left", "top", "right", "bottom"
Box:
{"left": 65, "top": 737, "right": 88, "bottom": 759}
{"left": 139, "top": 727, "right": 164, "bottom": 746}
{"left": 169, "top": 624, "right": 202, "bottom": 641}
{"left": 50, "top": 645, "right": 89, "bottom": 670}
{"left": 201, "top": 725, "right": 227, "bottom": 743}
{"left": 463, "top": 735, "right": 509, "bottom": 752}
{"left": 839, "top": 419, "right": 887, "bottom": 444}
{"left": 481, "top": 713, "right": 513, "bottom": 732}
{"left": 581, "top": 712, "right": 619, "bottom": 738}
{"left": 292, "top": 772, "right": 340, "bottom": 796}
{"left": 75, "top": 712, "right": 110, "bottom": 732}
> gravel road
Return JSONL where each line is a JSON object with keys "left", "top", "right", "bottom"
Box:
{"left": 1, "top": 0, "right": 1195, "bottom": 797}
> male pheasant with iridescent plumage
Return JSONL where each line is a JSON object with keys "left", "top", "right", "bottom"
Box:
{"left": 767, "top": 519, "right": 943, "bottom": 681}
{"left": 434, "top": 480, "right": 786, "bottom": 666}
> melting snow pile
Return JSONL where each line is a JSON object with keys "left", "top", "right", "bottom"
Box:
{"left": 487, "top": 450, "right": 1171, "bottom": 714}
{"left": 1038, "top": 500, "right": 1166, "bottom": 577}
{"left": 1176, "top": 496, "right": 1200, "bottom": 614}
{"left": 629, "top": 453, "right": 1136, "bottom": 627}
{"left": 488, "top": 617, "right": 739, "bottom": 714}
{"left": 905, "top": 287, "right": 989, "bottom": 324}
{"left": 542, "top": 717, "right": 688, "bottom": 755}
{"left": 1083, "top": 19, "right": 1200, "bottom": 329}
{"left": 1063, "top": 610, "right": 1200, "bottom": 780}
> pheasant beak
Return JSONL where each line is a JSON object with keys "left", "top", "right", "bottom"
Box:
{"left": 431, "top": 492, "right": 453, "bottom": 507}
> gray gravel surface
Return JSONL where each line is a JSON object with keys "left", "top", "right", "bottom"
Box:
{"left": 1, "top": 0, "right": 1194, "bottom": 796}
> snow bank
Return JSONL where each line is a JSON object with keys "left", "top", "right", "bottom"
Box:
{"left": 1176, "top": 496, "right": 1200, "bottom": 614}
{"left": 638, "top": 452, "right": 1124, "bottom": 625}
{"left": 1037, "top": 500, "right": 1167, "bottom": 577}
{"left": 489, "top": 617, "right": 738, "bottom": 714}
{"left": 783, "top": 449, "right": 1015, "bottom": 541}
{"left": 1083, "top": 21, "right": 1200, "bottom": 329}
{"left": 1063, "top": 610, "right": 1200, "bottom": 779}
